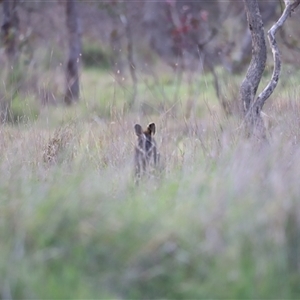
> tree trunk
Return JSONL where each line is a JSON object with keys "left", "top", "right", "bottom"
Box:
{"left": 240, "top": 0, "right": 267, "bottom": 113}
{"left": 240, "top": 0, "right": 300, "bottom": 139}
{"left": 64, "top": 0, "right": 81, "bottom": 105}
{"left": 1, "top": 0, "right": 19, "bottom": 66}
{"left": 233, "top": 1, "right": 278, "bottom": 74}
{"left": 239, "top": 0, "right": 267, "bottom": 138}
{"left": 120, "top": 9, "right": 138, "bottom": 108}
{"left": 1, "top": 0, "right": 19, "bottom": 122}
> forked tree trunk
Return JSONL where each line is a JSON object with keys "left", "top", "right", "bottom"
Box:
{"left": 240, "top": 0, "right": 300, "bottom": 139}
{"left": 233, "top": 1, "right": 278, "bottom": 74}
{"left": 64, "top": 0, "right": 81, "bottom": 105}
{"left": 239, "top": 0, "right": 267, "bottom": 138}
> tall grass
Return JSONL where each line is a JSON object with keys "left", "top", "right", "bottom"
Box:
{"left": 1, "top": 66, "right": 300, "bottom": 298}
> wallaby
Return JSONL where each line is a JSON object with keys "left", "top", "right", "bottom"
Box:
{"left": 134, "top": 122, "right": 158, "bottom": 180}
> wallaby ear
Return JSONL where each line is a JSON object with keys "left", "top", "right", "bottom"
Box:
{"left": 134, "top": 124, "right": 143, "bottom": 136}
{"left": 147, "top": 123, "right": 156, "bottom": 135}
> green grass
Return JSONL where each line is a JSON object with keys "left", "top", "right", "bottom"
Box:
{"left": 1, "top": 65, "right": 300, "bottom": 298}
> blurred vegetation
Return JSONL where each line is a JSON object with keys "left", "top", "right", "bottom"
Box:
{"left": 0, "top": 63, "right": 300, "bottom": 298}
{"left": 81, "top": 41, "right": 113, "bottom": 70}
{"left": 10, "top": 94, "right": 39, "bottom": 123}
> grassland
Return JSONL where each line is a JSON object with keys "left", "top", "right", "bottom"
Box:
{"left": 1, "top": 64, "right": 300, "bottom": 299}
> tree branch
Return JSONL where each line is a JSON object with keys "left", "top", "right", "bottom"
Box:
{"left": 240, "top": 0, "right": 300, "bottom": 139}
{"left": 255, "top": 0, "right": 300, "bottom": 111}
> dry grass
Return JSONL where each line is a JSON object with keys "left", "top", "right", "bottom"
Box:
{"left": 1, "top": 66, "right": 300, "bottom": 298}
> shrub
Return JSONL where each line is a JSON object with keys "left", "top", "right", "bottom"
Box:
{"left": 81, "top": 41, "right": 112, "bottom": 69}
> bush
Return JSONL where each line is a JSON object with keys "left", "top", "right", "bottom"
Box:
{"left": 81, "top": 42, "right": 112, "bottom": 69}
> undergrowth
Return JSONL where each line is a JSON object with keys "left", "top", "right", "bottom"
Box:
{"left": 0, "top": 66, "right": 300, "bottom": 299}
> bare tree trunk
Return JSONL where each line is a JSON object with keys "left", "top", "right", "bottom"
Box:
{"left": 233, "top": 1, "right": 278, "bottom": 74}
{"left": 240, "top": 0, "right": 300, "bottom": 139}
{"left": 1, "top": 0, "right": 19, "bottom": 122}
{"left": 239, "top": 0, "right": 267, "bottom": 138}
{"left": 119, "top": 1, "right": 140, "bottom": 109}
{"left": 240, "top": 0, "right": 267, "bottom": 113}
{"left": 120, "top": 10, "right": 138, "bottom": 108}
{"left": 1, "top": 0, "right": 19, "bottom": 66}
{"left": 110, "top": 27, "right": 124, "bottom": 79}
{"left": 64, "top": 0, "right": 81, "bottom": 105}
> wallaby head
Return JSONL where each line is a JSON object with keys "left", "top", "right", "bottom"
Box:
{"left": 134, "top": 122, "right": 157, "bottom": 180}
{"left": 135, "top": 123, "right": 156, "bottom": 153}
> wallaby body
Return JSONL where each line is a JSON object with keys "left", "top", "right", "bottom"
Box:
{"left": 134, "top": 123, "right": 157, "bottom": 180}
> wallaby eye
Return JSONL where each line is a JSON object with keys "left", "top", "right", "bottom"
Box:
{"left": 134, "top": 124, "right": 143, "bottom": 136}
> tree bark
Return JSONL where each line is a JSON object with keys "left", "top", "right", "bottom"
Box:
{"left": 239, "top": 0, "right": 267, "bottom": 113}
{"left": 120, "top": 9, "right": 138, "bottom": 107}
{"left": 64, "top": 0, "right": 81, "bottom": 105}
{"left": 1, "top": 0, "right": 19, "bottom": 66}
{"left": 240, "top": 0, "right": 300, "bottom": 139}
{"left": 1, "top": 0, "right": 19, "bottom": 122}
{"left": 239, "top": 0, "right": 267, "bottom": 138}
{"left": 233, "top": 1, "right": 278, "bottom": 74}
{"left": 255, "top": 0, "right": 300, "bottom": 111}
